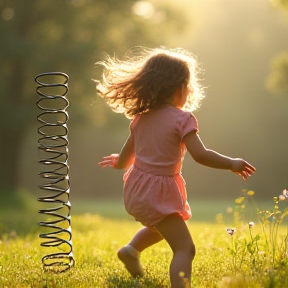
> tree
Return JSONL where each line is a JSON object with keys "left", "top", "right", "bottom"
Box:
{"left": 273, "top": 0, "right": 288, "bottom": 9}
{"left": 267, "top": 52, "right": 288, "bottom": 96}
{"left": 267, "top": 0, "right": 288, "bottom": 96}
{"left": 0, "top": 0, "right": 189, "bottom": 194}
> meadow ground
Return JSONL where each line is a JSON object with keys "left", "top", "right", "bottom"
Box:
{"left": 0, "top": 191, "right": 288, "bottom": 288}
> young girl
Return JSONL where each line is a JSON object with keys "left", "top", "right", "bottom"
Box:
{"left": 97, "top": 47, "right": 256, "bottom": 288}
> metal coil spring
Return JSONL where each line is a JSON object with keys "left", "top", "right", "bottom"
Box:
{"left": 35, "top": 72, "right": 75, "bottom": 273}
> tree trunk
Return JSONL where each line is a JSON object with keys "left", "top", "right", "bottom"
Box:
{"left": 0, "top": 59, "right": 31, "bottom": 195}
{"left": 0, "top": 126, "right": 25, "bottom": 194}
{"left": 0, "top": 2, "right": 36, "bottom": 196}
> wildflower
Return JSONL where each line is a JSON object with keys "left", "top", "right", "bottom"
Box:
{"left": 248, "top": 221, "right": 254, "bottom": 228}
{"left": 235, "top": 197, "right": 245, "bottom": 204}
{"left": 241, "top": 189, "right": 247, "bottom": 195}
{"left": 279, "top": 195, "right": 286, "bottom": 201}
{"left": 226, "top": 207, "right": 233, "bottom": 214}
{"left": 179, "top": 271, "right": 185, "bottom": 277}
{"left": 226, "top": 228, "right": 236, "bottom": 236}
{"left": 247, "top": 190, "right": 254, "bottom": 196}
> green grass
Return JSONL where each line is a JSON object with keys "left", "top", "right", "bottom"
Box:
{"left": 1, "top": 191, "right": 288, "bottom": 288}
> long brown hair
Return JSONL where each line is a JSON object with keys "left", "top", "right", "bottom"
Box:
{"left": 95, "top": 47, "right": 205, "bottom": 118}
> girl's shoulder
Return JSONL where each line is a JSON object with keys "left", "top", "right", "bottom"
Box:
{"left": 174, "top": 109, "right": 198, "bottom": 134}
{"left": 165, "top": 106, "right": 198, "bottom": 123}
{"left": 129, "top": 106, "right": 198, "bottom": 132}
{"left": 129, "top": 115, "right": 140, "bottom": 131}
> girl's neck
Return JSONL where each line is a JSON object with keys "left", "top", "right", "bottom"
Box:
{"left": 161, "top": 102, "right": 175, "bottom": 108}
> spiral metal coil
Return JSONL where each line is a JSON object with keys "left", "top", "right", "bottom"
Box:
{"left": 35, "top": 72, "right": 75, "bottom": 273}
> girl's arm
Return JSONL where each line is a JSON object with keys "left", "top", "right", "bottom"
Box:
{"left": 98, "top": 133, "right": 135, "bottom": 170}
{"left": 183, "top": 131, "right": 256, "bottom": 180}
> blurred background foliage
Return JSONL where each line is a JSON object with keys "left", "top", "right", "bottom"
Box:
{"left": 0, "top": 0, "right": 188, "bottom": 200}
{"left": 0, "top": 0, "right": 288, "bottom": 209}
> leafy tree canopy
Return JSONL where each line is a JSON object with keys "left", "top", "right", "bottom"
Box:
{"left": 0, "top": 0, "right": 190, "bottom": 191}
{"left": 267, "top": 0, "right": 288, "bottom": 96}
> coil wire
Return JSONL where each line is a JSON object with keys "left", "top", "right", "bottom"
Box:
{"left": 35, "top": 72, "right": 75, "bottom": 273}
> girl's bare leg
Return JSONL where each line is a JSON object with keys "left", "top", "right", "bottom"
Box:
{"left": 128, "top": 226, "right": 163, "bottom": 252}
{"left": 118, "top": 227, "right": 163, "bottom": 277}
{"left": 154, "top": 213, "right": 195, "bottom": 288}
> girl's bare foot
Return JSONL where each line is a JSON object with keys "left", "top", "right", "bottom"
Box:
{"left": 117, "top": 245, "right": 144, "bottom": 277}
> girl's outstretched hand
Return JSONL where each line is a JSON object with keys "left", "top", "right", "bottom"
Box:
{"left": 98, "top": 154, "right": 119, "bottom": 168}
{"left": 231, "top": 158, "right": 256, "bottom": 180}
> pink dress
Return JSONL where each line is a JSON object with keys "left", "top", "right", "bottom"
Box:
{"left": 123, "top": 105, "right": 198, "bottom": 227}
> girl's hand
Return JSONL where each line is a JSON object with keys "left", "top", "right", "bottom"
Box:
{"left": 231, "top": 158, "right": 256, "bottom": 180}
{"left": 98, "top": 154, "right": 119, "bottom": 168}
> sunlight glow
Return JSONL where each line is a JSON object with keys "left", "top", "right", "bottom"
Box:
{"left": 132, "top": 1, "right": 155, "bottom": 19}
{"left": 2, "top": 7, "right": 14, "bottom": 21}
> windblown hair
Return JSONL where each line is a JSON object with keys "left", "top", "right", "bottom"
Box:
{"left": 95, "top": 47, "right": 205, "bottom": 119}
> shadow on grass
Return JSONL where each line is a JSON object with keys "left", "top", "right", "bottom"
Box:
{"left": 105, "top": 274, "right": 168, "bottom": 288}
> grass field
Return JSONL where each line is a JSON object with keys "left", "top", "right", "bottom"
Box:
{"left": 0, "top": 191, "right": 288, "bottom": 288}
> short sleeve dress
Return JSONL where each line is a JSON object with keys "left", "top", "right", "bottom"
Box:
{"left": 123, "top": 105, "right": 198, "bottom": 227}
